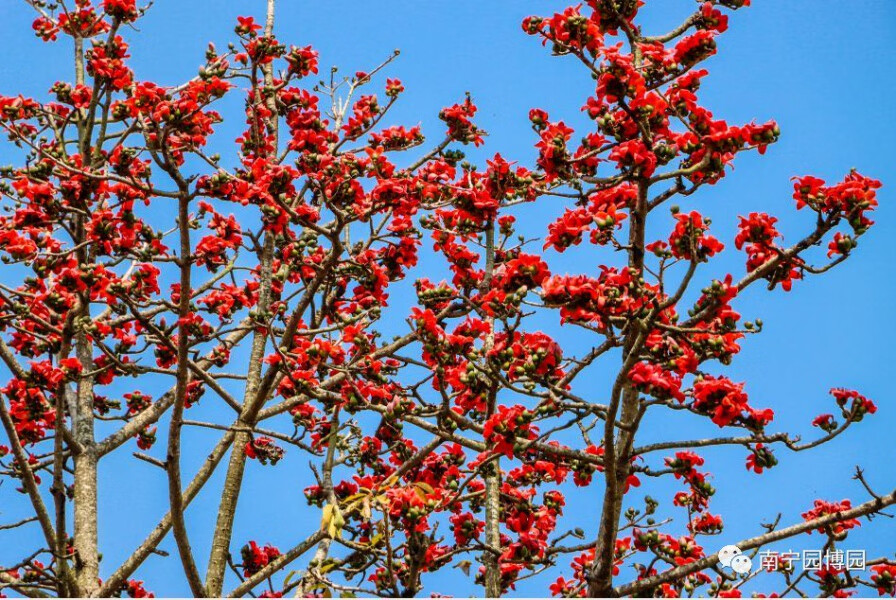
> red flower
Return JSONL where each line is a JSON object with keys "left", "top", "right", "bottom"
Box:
{"left": 668, "top": 210, "right": 724, "bottom": 261}
{"left": 544, "top": 207, "right": 592, "bottom": 252}
{"left": 689, "top": 512, "right": 723, "bottom": 534}
{"left": 870, "top": 564, "right": 896, "bottom": 596}
{"left": 628, "top": 362, "right": 684, "bottom": 402}
{"left": 124, "top": 579, "right": 154, "bottom": 598}
{"left": 245, "top": 437, "right": 285, "bottom": 466}
{"left": 483, "top": 405, "right": 536, "bottom": 459}
{"left": 831, "top": 388, "right": 877, "bottom": 421}
{"left": 285, "top": 45, "right": 318, "bottom": 78}
{"left": 811, "top": 413, "right": 837, "bottom": 432}
{"left": 103, "top": 0, "right": 138, "bottom": 22}
{"left": 802, "top": 499, "right": 861, "bottom": 537}
{"left": 609, "top": 139, "right": 657, "bottom": 177}
{"left": 698, "top": 2, "right": 728, "bottom": 33}
{"left": 235, "top": 16, "right": 262, "bottom": 37}
{"left": 665, "top": 451, "right": 705, "bottom": 478}
{"left": 240, "top": 541, "right": 281, "bottom": 577}
{"left": 745, "top": 443, "right": 777, "bottom": 474}
{"left": 135, "top": 426, "right": 156, "bottom": 451}
{"left": 440, "top": 97, "right": 483, "bottom": 146}
{"left": 450, "top": 512, "right": 484, "bottom": 544}
{"left": 691, "top": 376, "right": 773, "bottom": 429}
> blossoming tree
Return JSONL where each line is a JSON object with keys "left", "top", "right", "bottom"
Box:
{"left": 0, "top": 0, "right": 891, "bottom": 597}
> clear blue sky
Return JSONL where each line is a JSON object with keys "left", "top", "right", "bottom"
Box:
{"left": 0, "top": 1, "right": 894, "bottom": 597}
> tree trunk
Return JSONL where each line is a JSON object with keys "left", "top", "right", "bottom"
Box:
{"left": 73, "top": 329, "right": 98, "bottom": 596}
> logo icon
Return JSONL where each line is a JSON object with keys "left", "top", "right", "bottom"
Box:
{"left": 718, "top": 545, "right": 753, "bottom": 575}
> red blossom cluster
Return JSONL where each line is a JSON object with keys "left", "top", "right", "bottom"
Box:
{"left": 801, "top": 499, "right": 861, "bottom": 538}
{"left": 871, "top": 564, "right": 896, "bottom": 597}
{"left": 0, "top": 0, "right": 886, "bottom": 598}
{"left": 124, "top": 579, "right": 154, "bottom": 598}
{"left": 239, "top": 541, "right": 282, "bottom": 577}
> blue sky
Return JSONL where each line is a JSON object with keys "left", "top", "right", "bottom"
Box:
{"left": 0, "top": 1, "right": 894, "bottom": 597}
